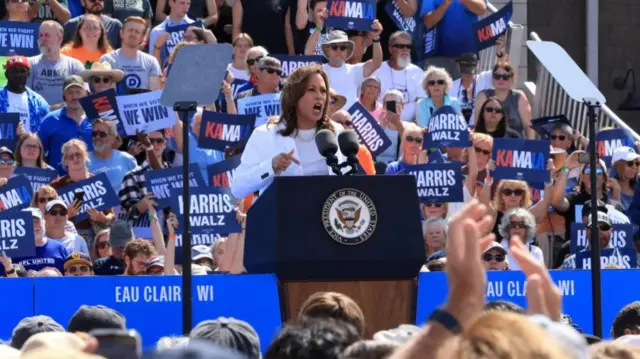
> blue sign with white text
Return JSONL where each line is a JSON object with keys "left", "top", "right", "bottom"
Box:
{"left": 164, "top": 21, "right": 203, "bottom": 62}
{"left": 576, "top": 248, "right": 638, "bottom": 269}
{"left": 492, "top": 138, "right": 550, "bottom": 183}
{"left": 595, "top": 128, "right": 635, "bottom": 168}
{"left": 404, "top": 163, "right": 463, "bottom": 203}
{"left": 423, "top": 26, "right": 437, "bottom": 57}
{"left": 348, "top": 102, "right": 392, "bottom": 157}
{"left": 0, "top": 175, "right": 33, "bottom": 212}
{"left": 13, "top": 167, "right": 58, "bottom": 192}
{"left": 385, "top": 0, "right": 416, "bottom": 35}
{"left": 325, "top": 0, "right": 376, "bottom": 31}
{"left": 207, "top": 155, "right": 241, "bottom": 188}
{"left": 424, "top": 106, "right": 471, "bottom": 148}
{"left": 170, "top": 187, "right": 241, "bottom": 235}
{"left": 0, "top": 21, "right": 40, "bottom": 56}
{"left": 570, "top": 223, "right": 634, "bottom": 253}
{"left": 272, "top": 55, "right": 324, "bottom": 83}
{"left": 198, "top": 111, "right": 256, "bottom": 151}
{"left": 145, "top": 165, "right": 206, "bottom": 209}
{"left": 0, "top": 210, "right": 35, "bottom": 257}
{"left": 472, "top": 0, "right": 512, "bottom": 51}
{"left": 56, "top": 173, "right": 120, "bottom": 223}
{"left": 0, "top": 113, "right": 19, "bottom": 150}
{"left": 80, "top": 89, "right": 126, "bottom": 137}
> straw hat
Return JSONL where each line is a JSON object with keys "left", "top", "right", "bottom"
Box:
{"left": 79, "top": 62, "right": 124, "bottom": 83}
{"left": 321, "top": 30, "right": 355, "bottom": 61}
{"left": 329, "top": 88, "right": 346, "bottom": 109}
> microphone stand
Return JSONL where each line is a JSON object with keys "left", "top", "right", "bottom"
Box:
{"left": 338, "top": 155, "right": 359, "bottom": 176}
{"left": 325, "top": 154, "right": 342, "bottom": 176}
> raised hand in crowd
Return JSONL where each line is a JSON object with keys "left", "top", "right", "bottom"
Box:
{"left": 135, "top": 193, "right": 158, "bottom": 215}
{"left": 87, "top": 208, "right": 109, "bottom": 224}
{"left": 221, "top": 81, "right": 237, "bottom": 115}
{"left": 272, "top": 149, "right": 300, "bottom": 175}
{"left": 16, "top": 121, "right": 25, "bottom": 137}
{"left": 608, "top": 177, "right": 622, "bottom": 201}
{"left": 67, "top": 198, "right": 82, "bottom": 219}
{"left": 1, "top": 251, "right": 17, "bottom": 278}
{"left": 0, "top": 177, "right": 8, "bottom": 188}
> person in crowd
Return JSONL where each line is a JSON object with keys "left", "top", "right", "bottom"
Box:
{"left": 473, "top": 97, "right": 520, "bottom": 138}
{"left": 292, "top": 0, "right": 328, "bottom": 55}
{"left": 330, "top": 110, "right": 375, "bottom": 175}
{"left": 38, "top": 75, "right": 92, "bottom": 173}
{"left": 63, "top": 0, "right": 123, "bottom": 49}
{"left": 63, "top": 252, "right": 94, "bottom": 276}
{"left": 67, "top": 304, "right": 127, "bottom": 332}
{"left": 236, "top": 56, "right": 282, "bottom": 100}
{"left": 5, "top": 0, "right": 30, "bottom": 21}
{"left": 184, "top": 25, "right": 217, "bottom": 43}
{"left": 474, "top": 62, "right": 533, "bottom": 138}
{"left": 148, "top": 0, "right": 196, "bottom": 57}
{"left": 318, "top": 28, "right": 383, "bottom": 110}
{"left": 233, "top": 46, "right": 268, "bottom": 94}
{"left": 89, "top": 228, "right": 111, "bottom": 261}
{"left": 232, "top": 64, "right": 344, "bottom": 198}
{"left": 61, "top": 14, "right": 114, "bottom": 69}
{"left": 123, "top": 238, "right": 157, "bottom": 275}
{"left": 357, "top": 76, "right": 383, "bottom": 118}
{"left": 93, "top": 220, "right": 134, "bottom": 275}
{"left": 423, "top": 218, "right": 447, "bottom": 259}
{"left": 28, "top": 21, "right": 85, "bottom": 106}
{"left": 155, "top": 0, "right": 218, "bottom": 28}
{"left": 328, "top": 88, "right": 346, "bottom": 117}
{"left": 227, "top": 33, "right": 253, "bottom": 82}
{"left": 609, "top": 146, "right": 640, "bottom": 210}
{"left": 87, "top": 118, "right": 137, "bottom": 194}
{"left": 78, "top": 61, "right": 123, "bottom": 94}
{"left": 419, "top": 0, "right": 486, "bottom": 76}
{"left": 611, "top": 302, "right": 640, "bottom": 339}
{"left": 210, "top": 237, "right": 226, "bottom": 269}
{"left": 43, "top": 199, "right": 89, "bottom": 255}
{"left": 0, "top": 147, "right": 16, "bottom": 181}
{"left": 297, "top": 291, "right": 365, "bottom": 338}
{"left": 15, "top": 132, "right": 55, "bottom": 171}
{"left": 9, "top": 315, "right": 65, "bottom": 350}
{"left": 483, "top": 242, "right": 509, "bottom": 271}
{"left": 376, "top": 89, "right": 405, "bottom": 164}
{"left": 103, "top": 0, "right": 153, "bottom": 24}
{"left": 448, "top": 52, "right": 494, "bottom": 124}
{"left": 144, "top": 256, "right": 166, "bottom": 275}
{"left": 189, "top": 317, "right": 261, "bottom": 359}
{"left": 31, "top": 185, "right": 78, "bottom": 234}
{"left": 416, "top": 66, "right": 459, "bottom": 128}
{"left": 465, "top": 132, "right": 494, "bottom": 196}
{"left": 231, "top": 0, "right": 287, "bottom": 55}
{"left": 0, "top": 56, "right": 50, "bottom": 133}
{"left": 373, "top": 31, "right": 425, "bottom": 122}
{"left": 384, "top": 122, "right": 427, "bottom": 174}
{"left": 561, "top": 211, "right": 615, "bottom": 269}
{"left": 4, "top": 208, "right": 69, "bottom": 275}
{"left": 422, "top": 202, "right": 448, "bottom": 221}
{"left": 192, "top": 244, "right": 214, "bottom": 270}
{"left": 28, "top": 0, "right": 70, "bottom": 23}
{"left": 100, "top": 16, "right": 162, "bottom": 91}
{"left": 497, "top": 207, "right": 544, "bottom": 271}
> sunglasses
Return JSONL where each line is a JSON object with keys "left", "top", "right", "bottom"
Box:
{"left": 502, "top": 188, "right": 525, "bottom": 197}
{"left": 509, "top": 221, "right": 526, "bottom": 229}
{"left": 329, "top": 44, "right": 349, "bottom": 52}
{"left": 483, "top": 253, "right": 506, "bottom": 262}
{"left": 427, "top": 79, "right": 445, "bottom": 87}
{"left": 92, "top": 130, "right": 108, "bottom": 138}
{"left": 583, "top": 167, "right": 604, "bottom": 175}
{"left": 261, "top": 68, "right": 282, "bottom": 76}
{"left": 426, "top": 203, "right": 443, "bottom": 208}
{"left": 67, "top": 265, "right": 90, "bottom": 273}
{"left": 150, "top": 137, "right": 166, "bottom": 144}
{"left": 342, "top": 120, "right": 353, "bottom": 126}
{"left": 91, "top": 76, "right": 111, "bottom": 84}
{"left": 550, "top": 134, "right": 567, "bottom": 141}
{"left": 48, "top": 208, "right": 68, "bottom": 216}
{"left": 493, "top": 73, "right": 512, "bottom": 81}
{"left": 38, "top": 196, "right": 55, "bottom": 204}
{"left": 405, "top": 135, "right": 423, "bottom": 144}
{"left": 0, "top": 159, "right": 14, "bottom": 165}
{"left": 246, "top": 56, "right": 263, "bottom": 66}
{"left": 96, "top": 241, "right": 111, "bottom": 249}
{"left": 627, "top": 161, "right": 640, "bottom": 167}
{"left": 474, "top": 147, "right": 491, "bottom": 156}
{"left": 484, "top": 106, "right": 503, "bottom": 114}
{"left": 596, "top": 223, "right": 612, "bottom": 232}
{"left": 391, "top": 44, "right": 412, "bottom": 50}
{"left": 66, "top": 152, "right": 82, "bottom": 161}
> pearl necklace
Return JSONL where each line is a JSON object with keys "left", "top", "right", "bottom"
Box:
{"left": 296, "top": 129, "right": 316, "bottom": 142}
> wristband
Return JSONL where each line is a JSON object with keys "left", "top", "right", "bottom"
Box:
{"left": 428, "top": 308, "right": 462, "bottom": 334}
{"left": 154, "top": 45, "right": 162, "bottom": 50}
{"left": 169, "top": 233, "right": 176, "bottom": 240}
{"left": 148, "top": 211, "right": 157, "bottom": 221}
{"left": 372, "top": 37, "right": 380, "bottom": 43}
{"left": 561, "top": 166, "right": 568, "bottom": 172}
{"left": 5, "top": 267, "right": 15, "bottom": 275}
{"left": 314, "top": 25, "right": 322, "bottom": 31}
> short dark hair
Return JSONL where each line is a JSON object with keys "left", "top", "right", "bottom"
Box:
{"left": 298, "top": 292, "right": 365, "bottom": 336}
{"left": 612, "top": 301, "right": 640, "bottom": 338}
{"left": 483, "top": 300, "right": 527, "bottom": 315}
{"left": 265, "top": 318, "right": 359, "bottom": 359}
{"left": 340, "top": 340, "right": 398, "bottom": 359}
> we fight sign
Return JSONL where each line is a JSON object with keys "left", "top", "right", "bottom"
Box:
{"left": 472, "top": 0, "right": 512, "bottom": 51}
{"left": 492, "top": 138, "right": 550, "bottom": 183}
{"left": 325, "top": 0, "right": 376, "bottom": 31}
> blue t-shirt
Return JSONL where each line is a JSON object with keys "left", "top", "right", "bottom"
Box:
{"left": 88, "top": 150, "right": 138, "bottom": 194}
{"left": 188, "top": 132, "right": 224, "bottom": 185}
{"left": 385, "top": 160, "right": 408, "bottom": 175}
{"left": 47, "top": 233, "right": 89, "bottom": 256}
{"left": 11, "top": 239, "right": 70, "bottom": 273}
{"left": 420, "top": 0, "right": 484, "bottom": 56}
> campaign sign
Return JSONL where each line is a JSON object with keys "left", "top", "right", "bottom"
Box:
{"left": 424, "top": 26, "right": 437, "bottom": 57}
{"left": 80, "top": 88, "right": 126, "bottom": 137}
{"left": 197, "top": 111, "right": 256, "bottom": 151}
{"left": 0, "top": 175, "right": 33, "bottom": 212}
{"left": 595, "top": 128, "right": 635, "bottom": 168}
{"left": 170, "top": 187, "right": 241, "bottom": 236}
{"left": 145, "top": 165, "right": 206, "bottom": 209}
{"left": 56, "top": 173, "right": 119, "bottom": 223}
{"left": 0, "top": 210, "right": 34, "bottom": 257}
{"left": 570, "top": 223, "right": 634, "bottom": 253}
{"left": 237, "top": 93, "right": 281, "bottom": 128}
{"left": 272, "top": 55, "right": 324, "bottom": 85}
{"left": 0, "top": 21, "right": 39, "bottom": 56}
{"left": 0, "top": 278, "right": 35, "bottom": 341}
{"left": 164, "top": 21, "right": 202, "bottom": 59}
{"left": 576, "top": 248, "right": 638, "bottom": 269}
{"left": 0, "top": 113, "right": 18, "bottom": 150}
{"left": 116, "top": 90, "right": 177, "bottom": 135}
{"left": 423, "top": 106, "right": 472, "bottom": 148}
{"left": 230, "top": 79, "right": 249, "bottom": 98}
{"left": 173, "top": 232, "right": 225, "bottom": 265}
{"left": 347, "top": 102, "right": 392, "bottom": 157}
{"left": 207, "top": 155, "right": 241, "bottom": 188}
{"left": 404, "top": 163, "right": 463, "bottom": 203}
{"left": 415, "top": 270, "right": 594, "bottom": 335}
{"left": 13, "top": 167, "right": 58, "bottom": 192}
{"left": 385, "top": 0, "right": 416, "bottom": 35}
{"left": 34, "top": 274, "right": 282, "bottom": 352}
{"left": 472, "top": 0, "right": 512, "bottom": 51}
{"left": 492, "top": 138, "right": 550, "bottom": 183}
{"left": 325, "top": 0, "right": 376, "bottom": 31}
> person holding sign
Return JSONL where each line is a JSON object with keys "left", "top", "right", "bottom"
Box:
{"left": 87, "top": 119, "right": 137, "bottom": 194}
{"left": 0, "top": 147, "right": 16, "bottom": 182}
{"left": 474, "top": 97, "right": 520, "bottom": 139}
{"left": 43, "top": 199, "right": 89, "bottom": 255}
{"left": 227, "top": 34, "right": 254, "bottom": 82}
{"left": 496, "top": 207, "right": 544, "bottom": 271}
{"left": 236, "top": 57, "right": 282, "bottom": 100}
{"left": 148, "top": 0, "right": 195, "bottom": 57}
{"left": 61, "top": 14, "right": 114, "bottom": 68}
{"left": 384, "top": 122, "right": 427, "bottom": 174}
{"left": 609, "top": 146, "right": 640, "bottom": 210}
{"left": 376, "top": 89, "right": 405, "bottom": 164}
{"left": 415, "top": 66, "right": 460, "bottom": 128}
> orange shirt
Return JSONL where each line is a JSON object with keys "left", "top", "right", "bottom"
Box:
{"left": 61, "top": 45, "right": 111, "bottom": 69}
{"left": 356, "top": 145, "right": 376, "bottom": 175}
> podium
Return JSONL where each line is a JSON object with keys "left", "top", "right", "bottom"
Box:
{"left": 245, "top": 176, "right": 425, "bottom": 338}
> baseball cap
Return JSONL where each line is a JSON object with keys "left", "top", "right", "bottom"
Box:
{"left": 45, "top": 199, "right": 67, "bottom": 213}
{"left": 190, "top": 318, "right": 261, "bottom": 359}
{"left": 10, "top": 315, "right": 65, "bottom": 349}
{"left": 456, "top": 52, "right": 478, "bottom": 64}
{"left": 192, "top": 245, "right": 213, "bottom": 261}
{"left": 144, "top": 256, "right": 165, "bottom": 271}
{"left": 67, "top": 305, "right": 126, "bottom": 333}
{"left": 5, "top": 55, "right": 30, "bottom": 71}
{"left": 373, "top": 324, "right": 421, "bottom": 344}
{"left": 0, "top": 146, "right": 14, "bottom": 159}
{"left": 63, "top": 75, "right": 85, "bottom": 92}
{"left": 109, "top": 220, "right": 134, "bottom": 247}
{"left": 587, "top": 211, "right": 611, "bottom": 227}
{"left": 22, "top": 207, "right": 43, "bottom": 220}
{"left": 483, "top": 241, "right": 507, "bottom": 255}
{"left": 154, "top": 340, "right": 249, "bottom": 359}
{"left": 612, "top": 146, "right": 640, "bottom": 164}
{"left": 581, "top": 199, "right": 608, "bottom": 218}
{"left": 63, "top": 252, "right": 93, "bottom": 271}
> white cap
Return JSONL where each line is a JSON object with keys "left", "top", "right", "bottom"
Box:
{"left": 484, "top": 241, "right": 507, "bottom": 254}
{"left": 612, "top": 146, "right": 640, "bottom": 164}
{"left": 45, "top": 199, "right": 67, "bottom": 213}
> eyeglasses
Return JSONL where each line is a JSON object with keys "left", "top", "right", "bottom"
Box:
{"left": 583, "top": 167, "right": 604, "bottom": 175}
{"left": 427, "top": 79, "right": 445, "bottom": 87}
{"left": 493, "top": 73, "right": 512, "bottom": 81}
{"left": 38, "top": 196, "right": 55, "bottom": 204}
{"left": 474, "top": 147, "right": 491, "bottom": 156}
{"left": 0, "top": 159, "right": 14, "bottom": 165}
{"left": 48, "top": 208, "right": 68, "bottom": 216}
{"left": 92, "top": 130, "right": 108, "bottom": 138}
{"left": 342, "top": 120, "right": 353, "bottom": 126}
{"left": 426, "top": 203, "right": 443, "bottom": 208}
{"left": 483, "top": 253, "right": 506, "bottom": 262}
{"left": 82, "top": 25, "right": 101, "bottom": 32}
{"left": 67, "top": 265, "right": 90, "bottom": 274}
{"left": 502, "top": 188, "right": 525, "bottom": 197}
{"left": 391, "top": 44, "right": 412, "bottom": 50}
{"left": 246, "top": 56, "right": 263, "bottom": 66}
{"left": 627, "top": 161, "right": 640, "bottom": 167}
{"left": 597, "top": 223, "right": 612, "bottom": 232}
{"left": 149, "top": 137, "right": 166, "bottom": 144}
{"left": 405, "top": 136, "right": 423, "bottom": 144}
{"left": 550, "top": 134, "right": 567, "bottom": 141}
{"left": 329, "top": 44, "right": 349, "bottom": 52}
{"left": 509, "top": 221, "right": 526, "bottom": 229}
{"left": 91, "top": 76, "right": 112, "bottom": 84}
{"left": 23, "top": 143, "right": 39, "bottom": 151}
{"left": 261, "top": 68, "right": 282, "bottom": 76}
{"left": 66, "top": 152, "right": 82, "bottom": 161}
{"left": 484, "top": 106, "right": 503, "bottom": 114}
{"left": 96, "top": 241, "right": 111, "bottom": 249}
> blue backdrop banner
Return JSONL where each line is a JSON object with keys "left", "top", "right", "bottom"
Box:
{"left": 0, "top": 278, "right": 34, "bottom": 342}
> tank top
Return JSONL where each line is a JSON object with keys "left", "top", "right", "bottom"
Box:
{"left": 481, "top": 89, "right": 524, "bottom": 138}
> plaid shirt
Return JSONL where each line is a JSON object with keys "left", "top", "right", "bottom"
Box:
{"left": 119, "top": 161, "right": 170, "bottom": 220}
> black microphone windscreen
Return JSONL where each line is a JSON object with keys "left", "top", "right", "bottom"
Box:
{"left": 338, "top": 130, "right": 360, "bottom": 157}
{"left": 315, "top": 129, "right": 338, "bottom": 158}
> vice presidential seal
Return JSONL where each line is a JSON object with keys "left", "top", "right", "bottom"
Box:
{"left": 322, "top": 188, "right": 378, "bottom": 245}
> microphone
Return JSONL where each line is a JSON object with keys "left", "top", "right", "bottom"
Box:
{"left": 337, "top": 130, "right": 360, "bottom": 175}
{"left": 315, "top": 129, "right": 341, "bottom": 175}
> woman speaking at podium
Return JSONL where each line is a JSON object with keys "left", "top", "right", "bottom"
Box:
{"left": 231, "top": 64, "right": 346, "bottom": 199}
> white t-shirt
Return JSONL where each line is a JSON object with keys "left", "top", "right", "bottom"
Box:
{"left": 323, "top": 63, "right": 365, "bottom": 110}
{"left": 448, "top": 70, "right": 493, "bottom": 100}
{"left": 501, "top": 238, "right": 544, "bottom": 271}
{"left": 7, "top": 90, "right": 30, "bottom": 131}
{"left": 228, "top": 64, "right": 249, "bottom": 82}
{"left": 373, "top": 61, "right": 427, "bottom": 123}
{"left": 294, "top": 129, "right": 329, "bottom": 176}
